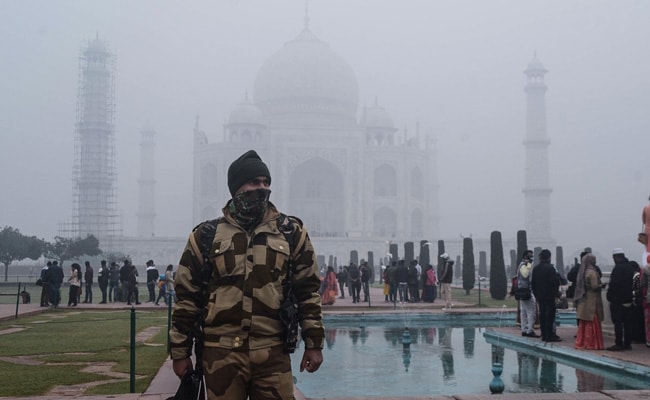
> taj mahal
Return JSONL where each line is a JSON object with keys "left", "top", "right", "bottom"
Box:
{"left": 83, "top": 20, "right": 553, "bottom": 267}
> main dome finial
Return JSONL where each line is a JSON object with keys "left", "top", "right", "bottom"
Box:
{"left": 304, "top": 0, "right": 310, "bottom": 30}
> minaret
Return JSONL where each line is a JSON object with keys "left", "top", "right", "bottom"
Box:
{"left": 523, "top": 54, "right": 553, "bottom": 243}
{"left": 137, "top": 123, "right": 156, "bottom": 237}
{"left": 71, "top": 35, "right": 120, "bottom": 239}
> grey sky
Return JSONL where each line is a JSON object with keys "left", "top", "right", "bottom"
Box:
{"left": 1, "top": 0, "right": 649, "bottom": 260}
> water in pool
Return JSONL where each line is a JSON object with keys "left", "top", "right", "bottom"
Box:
{"left": 291, "top": 318, "right": 641, "bottom": 397}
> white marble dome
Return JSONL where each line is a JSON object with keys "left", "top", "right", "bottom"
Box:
{"left": 253, "top": 27, "right": 359, "bottom": 124}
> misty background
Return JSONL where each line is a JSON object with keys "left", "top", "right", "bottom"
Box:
{"left": 1, "top": 0, "right": 649, "bottom": 262}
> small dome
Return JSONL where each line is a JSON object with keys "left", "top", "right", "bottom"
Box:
{"left": 228, "top": 100, "right": 264, "bottom": 126}
{"left": 364, "top": 103, "right": 394, "bottom": 128}
{"left": 526, "top": 55, "right": 547, "bottom": 72}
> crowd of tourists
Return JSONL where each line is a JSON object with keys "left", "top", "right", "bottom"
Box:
{"left": 513, "top": 246, "right": 650, "bottom": 352}
{"left": 318, "top": 254, "right": 455, "bottom": 308}
{"left": 36, "top": 259, "right": 175, "bottom": 308}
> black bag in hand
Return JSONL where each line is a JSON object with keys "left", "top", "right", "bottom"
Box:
{"left": 168, "top": 370, "right": 205, "bottom": 400}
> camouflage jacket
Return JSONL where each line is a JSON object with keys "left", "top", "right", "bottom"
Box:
{"left": 169, "top": 203, "right": 324, "bottom": 360}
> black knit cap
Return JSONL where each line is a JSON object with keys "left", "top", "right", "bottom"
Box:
{"left": 227, "top": 150, "right": 271, "bottom": 196}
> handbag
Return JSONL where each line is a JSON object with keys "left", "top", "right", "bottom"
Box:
{"left": 638, "top": 232, "right": 648, "bottom": 245}
{"left": 514, "top": 287, "right": 531, "bottom": 301}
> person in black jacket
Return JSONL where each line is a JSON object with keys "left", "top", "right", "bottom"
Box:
{"left": 47, "top": 261, "right": 64, "bottom": 308}
{"left": 145, "top": 260, "right": 159, "bottom": 303}
{"left": 606, "top": 248, "right": 636, "bottom": 351}
{"left": 531, "top": 249, "right": 561, "bottom": 342}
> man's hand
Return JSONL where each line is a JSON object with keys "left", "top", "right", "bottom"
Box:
{"left": 299, "top": 348, "right": 323, "bottom": 373}
{"left": 172, "top": 358, "right": 193, "bottom": 379}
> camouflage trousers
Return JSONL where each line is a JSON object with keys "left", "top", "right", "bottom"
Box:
{"left": 203, "top": 344, "right": 295, "bottom": 400}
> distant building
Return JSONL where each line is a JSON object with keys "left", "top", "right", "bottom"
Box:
{"left": 192, "top": 21, "right": 440, "bottom": 261}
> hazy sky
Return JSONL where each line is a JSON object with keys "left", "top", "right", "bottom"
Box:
{"left": 1, "top": 0, "right": 649, "bottom": 261}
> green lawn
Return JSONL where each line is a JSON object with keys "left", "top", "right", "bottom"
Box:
{"left": 0, "top": 309, "right": 169, "bottom": 397}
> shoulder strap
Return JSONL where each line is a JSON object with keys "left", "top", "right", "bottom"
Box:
{"left": 277, "top": 213, "right": 306, "bottom": 262}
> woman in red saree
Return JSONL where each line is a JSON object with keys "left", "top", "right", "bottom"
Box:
{"left": 574, "top": 253, "right": 605, "bottom": 350}
{"left": 321, "top": 266, "right": 338, "bottom": 305}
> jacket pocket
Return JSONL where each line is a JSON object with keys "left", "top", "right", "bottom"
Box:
{"left": 212, "top": 238, "right": 234, "bottom": 276}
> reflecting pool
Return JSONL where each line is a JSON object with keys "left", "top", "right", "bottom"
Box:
{"left": 291, "top": 314, "right": 643, "bottom": 398}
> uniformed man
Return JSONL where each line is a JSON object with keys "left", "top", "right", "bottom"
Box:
{"left": 170, "top": 150, "right": 324, "bottom": 399}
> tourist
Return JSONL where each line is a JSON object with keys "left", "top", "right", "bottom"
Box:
{"left": 516, "top": 250, "right": 539, "bottom": 338}
{"left": 381, "top": 266, "right": 389, "bottom": 302}
{"left": 423, "top": 264, "right": 437, "bottom": 303}
{"left": 68, "top": 263, "right": 81, "bottom": 307}
{"left": 348, "top": 262, "right": 361, "bottom": 303}
{"left": 387, "top": 261, "right": 398, "bottom": 303}
{"left": 145, "top": 259, "right": 159, "bottom": 303}
{"left": 83, "top": 261, "right": 93, "bottom": 303}
{"left": 574, "top": 253, "right": 605, "bottom": 350}
{"left": 97, "top": 260, "right": 109, "bottom": 304}
{"left": 108, "top": 262, "right": 119, "bottom": 302}
{"left": 48, "top": 261, "right": 63, "bottom": 308}
{"left": 439, "top": 253, "right": 454, "bottom": 309}
{"left": 360, "top": 261, "right": 371, "bottom": 302}
{"left": 606, "top": 248, "right": 635, "bottom": 351}
{"left": 321, "top": 266, "right": 338, "bottom": 305}
{"left": 396, "top": 259, "right": 409, "bottom": 303}
{"left": 39, "top": 262, "right": 50, "bottom": 307}
{"left": 125, "top": 260, "right": 140, "bottom": 305}
{"left": 630, "top": 261, "right": 646, "bottom": 343}
{"left": 155, "top": 264, "right": 174, "bottom": 305}
{"left": 408, "top": 260, "right": 420, "bottom": 302}
{"left": 531, "top": 249, "right": 561, "bottom": 342}
{"left": 336, "top": 266, "right": 347, "bottom": 299}
{"left": 170, "top": 150, "right": 323, "bottom": 399}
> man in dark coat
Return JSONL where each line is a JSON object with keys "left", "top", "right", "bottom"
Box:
{"left": 396, "top": 260, "right": 409, "bottom": 303}
{"left": 531, "top": 249, "right": 561, "bottom": 342}
{"left": 48, "top": 261, "right": 64, "bottom": 308}
{"left": 336, "top": 267, "right": 348, "bottom": 299}
{"left": 606, "top": 248, "right": 636, "bottom": 351}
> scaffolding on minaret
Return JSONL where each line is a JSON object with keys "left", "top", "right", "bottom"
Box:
{"left": 60, "top": 35, "right": 121, "bottom": 241}
{"left": 137, "top": 123, "right": 156, "bottom": 237}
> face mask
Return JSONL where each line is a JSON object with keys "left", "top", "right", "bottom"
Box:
{"left": 228, "top": 188, "right": 271, "bottom": 231}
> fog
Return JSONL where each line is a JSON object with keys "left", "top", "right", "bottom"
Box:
{"left": 1, "top": 0, "right": 649, "bottom": 260}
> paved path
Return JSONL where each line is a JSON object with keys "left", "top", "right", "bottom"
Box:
{"left": 1, "top": 286, "right": 650, "bottom": 399}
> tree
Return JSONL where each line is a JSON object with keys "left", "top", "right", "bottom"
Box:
{"left": 419, "top": 240, "right": 430, "bottom": 267}
{"left": 478, "top": 251, "right": 487, "bottom": 278}
{"left": 509, "top": 249, "right": 517, "bottom": 277}
{"left": 0, "top": 226, "right": 46, "bottom": 282}
{"left": 516, "top": 230, "right": 528, "bottom": 267}
{"left": 462, "top": 237, "right": 475, "bottom": 295}
{"left": 45, "top": 235, "right": 102, "bottom": 265}
{"left": 489, "top": 231, "right": 508, "bottom": 300}
{"left": 104, "top": 252, "right": 131, "bottom": 266}
{"left": 436, "top": 240, "right": 445, "bottom": 279}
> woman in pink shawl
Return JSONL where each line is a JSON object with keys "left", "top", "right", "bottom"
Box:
{"left": 574, "top": 253, "right": 605, "bottom": 350}
{"left": 321, "top": 266, "right": 338, "bottom": 305}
